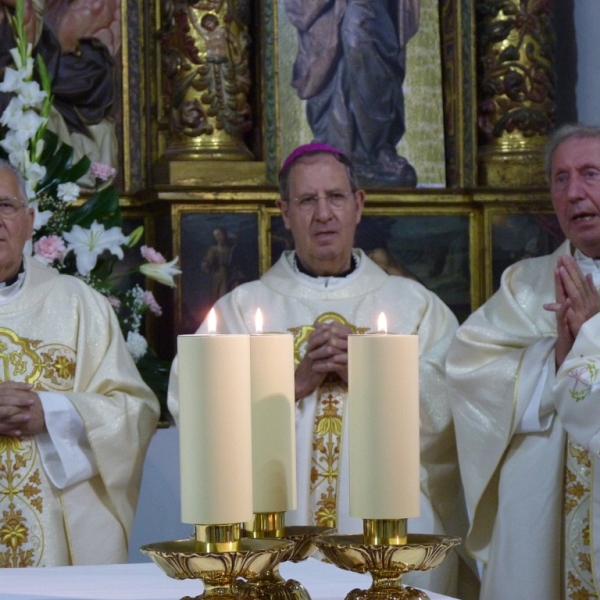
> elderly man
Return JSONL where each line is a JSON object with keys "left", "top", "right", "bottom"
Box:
{"left": 0, "top": 161, "right": 159, "bottom": 567}
{"left": 446, "top": 123, "right": 600, "bottom": 599}
{"left": 168, "top": 144, "right": 468, "bottom": 596}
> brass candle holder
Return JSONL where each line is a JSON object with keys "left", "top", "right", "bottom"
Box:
{"left": 141, "top": 522, "right": 293, "bottom": 600}
{"left": 233, "top": 512, "right": 335, "bottom": 600}
{"left": 314, "top": 519, "right": 461, "bottom": 600}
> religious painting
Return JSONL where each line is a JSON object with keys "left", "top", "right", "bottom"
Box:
{"left": 0, "top": 0, "right": 145, "bottom": 192}
{"left": 489, "top": 211, "right": 564, "bottom": 296}
{"left": 269, "top": 210, "right": 473, "bottom": 322}
{"left": 175, "top": 208, "right": 260, "bottom": 334}
{"left": 273, "top": 0, "right": 446, "bottom": 188}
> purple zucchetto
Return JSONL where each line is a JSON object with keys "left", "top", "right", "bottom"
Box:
{"left": 279, "top": 143, "right": 348, "bottom": 175}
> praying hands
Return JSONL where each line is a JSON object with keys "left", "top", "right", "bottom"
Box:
{"left": 543, "top": 255, "right": 600, "bottom": 368}
{"left": 294, "top": 321, "right": 351, "bottom": 400}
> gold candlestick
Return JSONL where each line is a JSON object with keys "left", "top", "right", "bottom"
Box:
{"left": 363, "top": 518, "right": 407, "bottom": 546}
{"left": 245, "top": 512, "right": 286, "bottom": 539}
{"left": 195, "top": 523, "right": 242, "bottom": 552}
{"left": 141, "top": 522, "right": 292, "bottom": 600}
{"left": 314, "top": 519, "right": 460, "bottom": 600}
{"left": 234, "top": 513, "right": 335, "bottom": 600}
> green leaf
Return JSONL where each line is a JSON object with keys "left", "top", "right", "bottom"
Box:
{"left": 68, "top": 186, "right": 120, "bottom": 228}
{"left": 64, "top": 155, "right": 92, "bottom": 183}
{"left": 39, "top": 130, "right": 59, "bottom": 164}
{"left": 36, "top": 143, "right": 74, "bottom": 192}
{"left": 126, "top": 226, "right": 144, "bottom": 248}
{"left": 92, "top": 255, "right": 118, "bottom": 282}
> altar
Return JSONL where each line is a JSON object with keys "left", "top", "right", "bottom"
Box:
{"left": 0, "top": 559, "right": 457, "bottom": 600}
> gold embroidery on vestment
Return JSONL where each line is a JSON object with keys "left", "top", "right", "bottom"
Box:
{"left": 564, "top": 439, "right": 597, "bottom": 598}
{"left": 0, "top": 328, "right": 76, "bottom": 567}
{"left": 289, "top": 314, "right": 368, "bottom": 528}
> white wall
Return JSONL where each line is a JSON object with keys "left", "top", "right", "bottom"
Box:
{"left": 128, "top": 426, "right": 191, "bottom": 563}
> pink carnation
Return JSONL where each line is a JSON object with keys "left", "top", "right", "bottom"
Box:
{"left": 89, "top": 162, "right": 117, "bottom": 181}
{"left": 141, "top": 245, "right": 166, "bottom": 264}
{"left": 107, "top": 296, "right": 121, "bottom": 308}
{"left": 33, "top": 235, "right": 66, "bottom": 264}
{"left": 143, "top": 290, "right": 162, "bottom": 316}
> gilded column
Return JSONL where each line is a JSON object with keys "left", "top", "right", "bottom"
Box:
{"left": 159, "top": 0, "right": 253, "bottom": 163}
{"left": 476, "top": 0, "right": 556, "bottom": 186}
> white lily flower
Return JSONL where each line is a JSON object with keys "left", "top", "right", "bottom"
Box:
{"left": 0, "top": 96, "right": 24, "bottom": 127}
{"left": 11, "top": 110, "right": 46, "bottom": 144}
{"left": 29, "top": 199, "right": 53, "bottom": 231}
{"left": 64, "top": 221, "right": 129, "bottom": 276}
{"left": 18, "top": 80, "right": 47, "bottom": 109}
{"left": 0, "top": 67, "right": 26, "bottom": 94}
{"left": 25, "top": 181, "right": 36, "bottom": 201}
{"left": 140, "top": 256, "right": 181, "bottom": 287}
{"left": 0, "top": 131, "right": 23, "bottom": 156}
{"left": 26, "top": 162, "right": 47, "bottom": 190}
{"left": 8, "top": 149, "right": 27, "bottom": 171}
{"left": 57, "top": 182, "right": 80, "bottom": 202}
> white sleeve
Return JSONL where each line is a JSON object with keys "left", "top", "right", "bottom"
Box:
{"left": 35, "top": 392, "right": 98, "bottom": 489}
{"left": 514, "top": 337, "right": 556, "bottom": 434}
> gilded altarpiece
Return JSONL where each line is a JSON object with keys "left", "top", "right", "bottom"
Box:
{"left": 140, "top": 0, "right": 558, "bottom": 356}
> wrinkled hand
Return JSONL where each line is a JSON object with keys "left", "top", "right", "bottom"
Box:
{"left": 0, "top": 381, "right": 46, "bottom": 436}
{"left": 543, "top": 255, "right": 600, "bottom": 368}
{"left": 294, "top": 321, "right": 351, "bottom": 400}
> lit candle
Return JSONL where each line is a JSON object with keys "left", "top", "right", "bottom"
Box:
{"left": 348, "top": 313, "right": 420, "bottom": 519}
{"left": 249, "top": 309, "right": 297, "bottom": 513}
{"left": 177, "top": 309, "right": 253, "bottom": 525}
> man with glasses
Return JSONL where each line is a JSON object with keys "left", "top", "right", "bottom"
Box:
{"left": 168, "top": 144, "right": 471, "bottom": 596}
{"left": 0, "top": 161, "right": 159, "bottom": 566}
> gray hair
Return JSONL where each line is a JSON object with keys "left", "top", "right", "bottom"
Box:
{"left": 278, "top": 151, "right": 360, "bottom": 202}
{"left": 0, "top": 159, "right": 28, "bottom": 206}
{"left": 545, "top": 123, "right": 600, "bottom": 181}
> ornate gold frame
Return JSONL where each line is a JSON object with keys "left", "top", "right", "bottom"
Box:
{"left": 117, "top": 0, "right": 149, "bottom": 193}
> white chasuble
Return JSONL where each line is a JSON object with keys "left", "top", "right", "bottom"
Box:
{"left": 169, "top": 250, "right": 464, "bottom": 596}
{"left": 0, "top": 257, "right": 159, "bottom": 567}
{"left": 446, "top": 240, "right": 600, "bottom": 599}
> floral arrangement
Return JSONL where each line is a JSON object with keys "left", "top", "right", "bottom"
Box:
{"left": 0, "top": 0, "right": 180, "bottom": 415}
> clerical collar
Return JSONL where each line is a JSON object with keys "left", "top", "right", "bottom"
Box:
{"left": 293, "top": 252, "right": 358, "bottom": 278}
{"left": 0, "top": 260, "right": 25, "bottom": 303}
{"left": 0, "top": 261, "right": 24, "bottom": 288}
{"left": 574, "top": 248, "right": 600, "bottom": 286}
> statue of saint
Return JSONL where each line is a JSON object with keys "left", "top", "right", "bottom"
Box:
{"left": 284, "top": 0, "right": 420, "bottom": 187}
{"left": 0, "top": 0, "right": 120, "bottom": 187}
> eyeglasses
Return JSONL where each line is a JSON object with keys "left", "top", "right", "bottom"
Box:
{"left": 290, "top": 191, "right": 354, "bottom": 212}
{"left": 0, "top": 196, "right": 26, "bottom": 219}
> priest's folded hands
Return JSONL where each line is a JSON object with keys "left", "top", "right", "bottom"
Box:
{"left": 0, "top": 381, "right": 45, "bottom": 436}
{"left": 293, "top": 321, "right": 351, "bottom": 399}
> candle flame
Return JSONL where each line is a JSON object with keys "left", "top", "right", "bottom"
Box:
{"left": 378, "top": 312, "right": 387, "bottom": 333}
{"left": 255, "top": 308, "right": 263, "bottom": 334}
{"left": 208, "top": 308, "right": 217, "bottom": 333}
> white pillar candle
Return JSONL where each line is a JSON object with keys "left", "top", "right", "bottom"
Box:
{"left": 348, "top": 328, "right": 420, "bottom": 519}
{"left": 249, "top": 310, "right": 296, "bottom": 513}
{"left": 178, "top": 332, "right": 253, "bottom": 525}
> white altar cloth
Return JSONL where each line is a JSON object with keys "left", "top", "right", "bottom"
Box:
{"left": 0, "top": 558, "right": 456, "bottom": 599}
